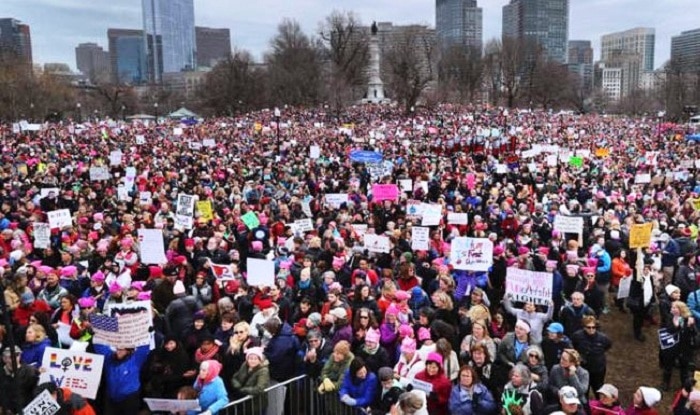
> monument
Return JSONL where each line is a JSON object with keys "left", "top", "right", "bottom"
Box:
{"left": 362, "top": 22, "right": 389, "bottom": 104}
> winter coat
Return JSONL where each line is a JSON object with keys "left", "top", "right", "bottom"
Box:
{"left": 189, "top": 376, "right": 229, "bottom": 415}
{"left": 94, "top": 344, "right": 150, "bottom": 402}
{"left": 0, "top": 363, "right": 38, "bottom": 412}
{"left": 571, "top": 329, "right": 612, "bottom": 371}
{"left": 20, "top": 337, "right": 52, "bottom": 367}
{"left": 356, "top": 345, "right": 391, "bottom": 374}
{"left": 230, "top": 361, "right": 270, "bottom": 407}
{"left": 320, "top": 352, "right": 354, "bottom": 390}
{"left": 142, "top": 341, "right": 193, "bottom": 398}
{"left": 264, "top": 323, "right": 300, "bottom": 382}
{"left": 540, "top": 336, "right": 572, "bottom": 371}
{"left": 496, "top": 333, "right": 531, "bottom": 368}
{"left": 164, "top": 295, "right": 199, "bottom": 338}
{"left": 448, "top": 382, "right": 498, "bottom": 415}
{"left": 414, "top": 366, "right": 452, "bottom": 415}
{"left": 559, "top": 304, "right": 595, "bottom": 336}
{"left": 503, "top": 297, "right": 554, "bottom": 344}
{"left": 339, "top": 369, "right": 378, "bottom": 408}
{"left": 548, "top": 365, "right": 590, "bottom": 404}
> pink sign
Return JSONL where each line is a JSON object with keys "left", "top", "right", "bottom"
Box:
{"left": 372, "top": 184, "right": 399, "bottom": 202}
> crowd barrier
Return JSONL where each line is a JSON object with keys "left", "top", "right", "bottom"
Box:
{"left": 219, "top": 374, "right": 364, "bottom": 415}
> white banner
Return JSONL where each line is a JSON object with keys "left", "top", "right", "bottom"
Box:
{"left": 411, "top": 227, "right": 430, "bottom": 251}
{"left": 47, "top": 209, "right": 72, "bottom": 229}
{"left": 364, "top": 234, "right": 391, "bottom": 253}
{"left": 450, "top": 237, "right": 493, "bottom": 271}
{"left": 39, "top": 347, "right": 104, "bottom": 399}
{"left": 553, "top": 215, "right": 584, "bottom": 234}
{"left": 137, "top": 229, "right": 167, "bottom": 264}
{"left": 505, "top": 267, "right": 553, "bottom": 305}
{"left": 447, "top": 212, "right": 468, "bottom": 225}
{"left": 33, "top": 222, "right": 51, "bottom": 249}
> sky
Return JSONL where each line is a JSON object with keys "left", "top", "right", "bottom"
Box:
{"left": 4, "top": 0, "right": 699, "bottom": 72}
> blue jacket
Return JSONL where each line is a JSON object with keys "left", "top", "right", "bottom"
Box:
{"left": 20, "top": 338, "right": 51, "bottom": 367}
{"left": 448, "top": 382, "right": 498, "bottom": 415}
{"left": 339, "top": 370, "right": 378, "bottom": 408}
{"left": 688, "top": 289, "right": 700, "bottom": 327}
{"left": 596, "top": 251, "right": 612, "bottom": 273}
{"left": 93, "top": 344, "right": 150, "bottom": 402}
{"left": 264, "top": 323, "right": 300, "bottom": 382}
{"left": 188, "top": 377, "right": 229, "bottom": 415}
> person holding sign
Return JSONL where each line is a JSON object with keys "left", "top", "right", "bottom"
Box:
{"left": 502, "top": 295, "right": 555, "bottom": 345}
{"left": 33, "top": 382, "right": 96, "bottom": 415}
{"left": 413, "top": 353, "right": 452, "bottom": 415}
{"left": 189, "top": 360, "right": 229, "bottom": 415}
{"left": 93, "top": 343, "right": 150, "bottom": 415}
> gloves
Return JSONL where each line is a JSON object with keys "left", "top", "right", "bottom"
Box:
{"left": 340, "top": 394, "right": 357, "bottom": 406}
{"left": 322, "top": 377, "right": 336, "bottom": 392}
{"left": 317, "top": 383, "right": 326, "bottom": 394}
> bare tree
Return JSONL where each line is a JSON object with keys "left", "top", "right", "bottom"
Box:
{"left": 482, "top": 39, "right": 503, "bottom": 107}
{"left": 199, "top": 50, "right": 264, "bottom": 116}
{"left": 438, "top": 44, "right": 483, "bottom": 104}
{"left": 318, "top": 11, "right": 369, "bottom": 112}
{"left": 265, "top": 19, "right": 323, "bottom": 106}
{"left": 382, "top": 26, "right": 437, "bottom": 113}
{"left": 530, "top": 60, "right": 574, "bottom": 110}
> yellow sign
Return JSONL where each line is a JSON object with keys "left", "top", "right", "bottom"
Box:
{"left": 695, "top": 371, "right": 700, "bottom": 390}
{"left": 595, "top": 148, "right": 610, "bottom": 158}
{"left": 196, "top": 200, "right": 214, "bottom": 222}
{"left": 629, "top": 223, "right": 653, "bottom": 249}
{"left": 693, "top": 198, "right": 700, "bottom": 211}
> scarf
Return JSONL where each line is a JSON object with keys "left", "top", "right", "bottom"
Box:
{"left": 298, "top": 278, "right": 311, "bottom": 289}
{"left": 195, "top": 344, "right": 220, "bottom": 363}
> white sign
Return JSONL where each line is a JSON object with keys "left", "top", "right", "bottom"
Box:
{"left": 421, "top": 204, "right": 442, "bottom": 226}
{"left": 138, "top": 229, "right": 167, "bottom": 265}
{"left": 144, "top": 398, "right": 201, "bottom": 413}
{"left": 246, "top": 258, "right": 275, "bottom": 287}
{"left": 505, "top": 267, "right": 553, "bottom": 305}
{"left": 364, "top": 234, "right": 391, "bottom": 253}
{"left": 447, "top": 212, "right": 468, "bottom": 225}
{"left": 617, "top": 276, "right": 632, "bottom": 299}
{"left": 189, "top": 142, "right": 202, "bottom": 150}
{"left": 39, "top": 347, "right": 105, "bottom": 400}
{"left": 301, "top": 200, "right": 312, "bottom": 218}
{"left": 173, "top": 127, "right": 183, "bottom": 136}
{"left": 39, "top": 188, "right": 60, "bottom": 199}
{"left": 553, "top": 215, "right": 584, "bottom": 234}
{"left": 294, "top": 218, "right": 314, "bottom": 233}
{"left": 33, "top": 222, "right": 51, "bottom": 249}
{"left": 93, "top": 301, "right": 152, "bottom": 348}
{"left": 310, "top": 145, "right": 320, "bottom": 159}
{"left": 451, "top": 237, "right": 493, "bottom": 271}
{"left": 546, "top": 155, "right": 558, "bottom": 167}
{"left": 411, "top": 227, "right": 430, "bottom": 250}
{"left": 47, "top": 209, "right": 72, "bottom": 229}
{"left": 398, "top": 179, "right": 413, "bottom": 193}
{"left": 495, "top": 164, "right": 508, "bottom": 173}
{"left": 325, "top": 193, "right": 348, "bottom": 208}
{"left": 351, "top": 224, "right": 368, "bottom": 237}
{"left": 135, "top": 135, "right": 145, "bottom": 144}
{"left": 635, "top": 174, "right": 651, "bottom": 184}
{"left": 411, "top": 379, "right": 433, "bottom": 393}
{"left": 203, "top": 138, "right": 216, "bottom": 147}
{"left": 109, "top": 151, "right": 123, "bottom": 166}
{"left": 139, "top": 191, "right": 153, "bottom": 205}
{"left": 175, "top": 194, "right": 195, "bottom": 229}
{"left": 89, "top": 166, "right": 111, "bottom": 181}
{"left": 23, "top": 390, "right": 60, "bottom": 415}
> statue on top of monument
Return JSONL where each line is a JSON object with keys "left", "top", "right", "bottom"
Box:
{"left": 371, "top": 21, "right": 378, "bottom": 35}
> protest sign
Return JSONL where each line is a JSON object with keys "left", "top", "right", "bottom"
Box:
{"left": 406, "top": 200, "right": 425, "bottom": 219}
{"left": 294, "top": 218, "right": 314, "bottom": 233}
{"left": 175, "top": 194, "right": 195, "bottom": 229}
{"left": 39, "top": 347, "right": 104, "bottom": 399}
{"left": 421, "top": 204, "right": 442, "bottom": 226}
{"left": 569, "top": 156, "right": 583, "bottom": 168}
{"left": 351, "top": 224, "right": 368, "bottom": 238}
{"left": 173, "top": 127, "right": 183, "bottom": 136}
{"left": 372, "top": 184, "right": 399, "bottom": 202}
{"left": 137, "top": 229, "right": 167, "bottom": 264}
{"left": 91, "top": 301, "right": 152, "bottom": 349}
{"left": 553, "top": 215, "right": 584, "bottom": 234}
{"left": 139, "top": 191, "right": 152, "bottom": 205}
{"left": 135, "top": 135, "right": 145, "bottom": 144}
{"left": 595, "top": 148, "right": 610, "bottom": 157}
{"left": 325, "top": 193, "right": 348, "bottom": 208}
{"left": 89, "top": 166, "right": 110, "bottom": 181}
{"left": 210, "top": 262, "right": 235, "bottom": 280}
{"left": 398, "top": 179, "right": 413, "bottom": 193}
{"left": 635, "top": 174, "right": 651, "bottom": 184}
{"left": 246, "top": 258, "right": 275, "bottom": 287}
{"left": 47, "top": 209, "right": 72, "bottom": 229}
{"left": 23, "top": 390, "right": 60, "bottom": 415}
{"left": 33, "top": 222, "right": 51, "bottom": 249}
{"left": 241, "top": 211, "right": 260, "bottom": 229}
{"left": 196, "top": 200, "right": 214, "bottom": 222}
{"left": 629, "top": 223, "right": 653, "bottom": 249}
{"left": 144, "top": 399, "right": 201, "bottom": 413}
{"left": 505, "top": 267, "right": 553, "bottom": 305}
{"left": 546, "top": 155, "right": 558, "bottom": 167}
{"left": 39, "top": 188, "right": 60, "bottom": 199}
{"left": 189, "top": 142, "right": 202, "bottom": 150}
{"left": 411, "top": 379, "right": 433, "bottom": 393}
{"left": 364, "top": 234, "right": 391, "bottom": 253}
{"left": 447, "top": 212, "right": 468, "bottom": 225}
{"left": 203, "top": 138, "right": 216, "bottom": 147}
{"left": 309, "top": 145, "right": 320, "bottom": 159}
{"left": 659, "top": 327, "right": 680, "bottom": 350}
{"left": 451, "top": 237, "right": 493, "bottom": 271}
{"left": 411, "top": 227, "right": 430, "bottom": 250}
{"left": 617, "top": 276, "right": 632, "bottom": 299}
{"left": 109, "top": 151, "right": 122, "bottom": 166}
{"left": 301, "top": 199, "right": 313, "bottom": 218}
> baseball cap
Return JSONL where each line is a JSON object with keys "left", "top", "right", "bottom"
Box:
{"left": 597, "top": 384, "right": 619, "bottom": 399}
{"left": 559, "top": 386, "right": 580, "bottom": 405}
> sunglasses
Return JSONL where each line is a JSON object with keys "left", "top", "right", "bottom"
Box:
{"left": 528, "top": 353, "right": 539, "bottom": 358}
{"left": 585, "top": 326, "right": 596, "bottom": 329}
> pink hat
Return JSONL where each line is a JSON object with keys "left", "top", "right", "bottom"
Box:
{"left": 280, "top": 260, "right": 293, "bottom": 270}
{"left": 587, "top": 258, "right": 599, "bottom": 267}
{"left": 77, "top": 297, "right": 96, "bottom": 308}
{"left": 136, "top": 291, "right": 152, "bottom": 301}
{"left": 418, "top": 327, "right": 432, "bottom": 341}
{"left": 130, "top": 281, "right": 146, "bottom": 292}
{"left": 365, "top": 328, "right": 381, "bottom": 344}
{"left": 546, "top": 260, "right": 558, "bottom": 269}
{"left": 60, "top": 265, "right": 77, "bottom": 277}
{"left": 426, "top": 352, "right": 444, "bottom": 366}
{"left": 385, "top": 303, "right": 399, "bottom": 317}
{"left": 245, "top": 346, "right": 265, "bottom": 361}
{"left": 332, "top": 257, "right": 345, "bottom": 269}
{"left": 38, "top": 265, "right": 53, "bottom": 274}
{"left": 91, "top": 271, "right": 105, "bottom": 282}
{"left": 109, "top": 282, "right": 122, "bottom": 294}
{"left": 93, "top": 213, "right": 104, "bottom": 222}
{"left": 30, "top": 260, "right": 42, "bottom": 268}
{"left": 0, "top": 259, "right": 8, "bottom": 268}
{"left": 506, "top": 258, "right": 518, "bottom": 266}
{"left": 493, "top": 246, "right": 505, "bottom": 256}
{"left": 537, "top": 247, "right": 550, "bottom": 256}
{"left": 394, "top": 290, "right": 410, "bottom": 301}
{"left": 398, "top": 324, "right": 413, "bottom": 338}
{"left": 582, "top": 267, "right": 596, "bottom": 275}
{"left": 565, "top": 264, "right": 579, "bottom": 275}
{"left": 401, "top": 337, "right": 417, "bottom": 354}
{"left": 517, "top": 246, "right": 530, "bottom": 256}
{"left": 120, "top": 238, "right": 133, "bottom": 248}
{"left": 251, "top": 241, "right": 263, "bottom": 252}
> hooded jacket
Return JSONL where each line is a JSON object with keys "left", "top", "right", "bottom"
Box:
{"left": 448, "top": 382, "right": 498, "bottom": 415}
{"left": 189, "top": 360, "right": 229, "bottom": 415}
{"left": 93, "top": 344, "right": 150, "bottom": 402}
{"left": 414, "top": 365, "right": 452, "bottom": 415}
{"left": 264, "top": 323, "right": 299, "bottom": 381}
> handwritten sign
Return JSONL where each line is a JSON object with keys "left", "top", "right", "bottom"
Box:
{"left": 241, "top": 211, "right": 260, "bottom": 230}
{"left": 309, "top": 145, "right": 320, "bottom": 159}
{"left": 39, "top": 347, "right": 104, "bottom": 399}
{"left": 294, "top": 218, "right": 314, "bottom": 233}
{"left": 89, "top": 166, "right": 110, "bottom": 181}
{"left": 137, "top": 228, "right": 167, "bottom": 265}
{"left": 109, "top": 151, "right": 123, "bottom": 166}
{"left": 398, "top": 179, "right": 413, "bottom": 193}
{"left": 91, "top": 303, "right": 152, "bottom": 349}
{"left": 372, "top": 184, "right": 399, "bottom": 202}
{"left": 554, "top": 215, "right": 584, "bottom": 234}
{"left": 196, "top": 200, "right": 214, "bottom": 222}
{"left": 246, "top": 258, "right": 275, "bottom": 287}
{"left": 451, "top": 237, "right": 493, "bottom": 271}
{"left": 364, "top": 234, "right": 391, "bottom": 253}
{"left": 505, "top": 267, "right": 553, "bottom": 305}
{"left": 33, "top": 222, "right": 51, "bottom": 249}
{"left": 635, "top": 174, "right": 651, "bottom": 184}
{"left": 411, "top": 227, "right": 430, "bottom": 251}
{"left": 325, "top": 193, "right": 348, "bottom": 208}
{"left": 47, "top": 209, "right": 72, "bottom": 229}
{"left": 447, "top": 212, "right": 468, "bottom": 225}
{"left": 421, "top": 204, "right": 442, "bottom": 226}
{"left": 175, "top": 194, "right": 195, "bottom": 229}
{"left": 23, "top": 390, "right": 60, "bottom": 415}
{"left": 202, "top": 138, "right": 216, "bottom": 147}
{"left": 629, "top": 223, "right": 653, "bottom": 249}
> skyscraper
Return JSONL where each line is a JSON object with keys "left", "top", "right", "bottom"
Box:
{"left": 195, "top": 26, "right": 231, "bottom": 69}
{"left": 75, "top": 43, "right": 110, "bottom": 83}
{"left": 142, "top": 0, "right": 196, "bottom": 83}
{"left": 0, "top": 18, "right": 32, "bottom": 65}
{"left": 566, "top": 40, "right": 593, "bottom": 96}
{"left": 501, "top": 0, "right": 569, "bottom": 63}
{"left": 600, "top": 27, "right": 655, "bottom": 72}
{"left": 435, "top": 0, "right": 483, "bottom": 52}
{"left": 671, "top": 28, "right": 700, "bottom": 73}
{"left": 108, "top": 29, "right": 148, "bottom": 85}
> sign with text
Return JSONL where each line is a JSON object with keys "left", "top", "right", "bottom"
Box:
{"left": 629, "top": 223, "right": 653, "bottom": 249}
{"left": 447, "top": 212, "right": 468, "bottom": 225}
{"left": 47, "top": 209, "right": 72, "bottom": 229}
{"left": 372, "top": 184, "right": 399, "bottom": 202}
{"left": 324, "top": 193, "right": 348, "bottom": 208}
{"left": 33, "top": 222, "right": 51, "bottom": 249}
{"left": 39, "top": 347, "right": 104, "bottom": 399}
{"left": 23, "top": 390, "right": 60, "bottom": 415}
{"left": 137, "top": 228, "right": 167, "bottom": 265}
{"left": 246, "top": 258, "right": 275, "bottom": 287}
{"left": 554, "top": 215, "right": 584, "bottom": 234}
{"left": 505, "top": 267, "right": 553, "bottom": 306}
{"left": 364, "top": 233, "right": 391, "bottom": 253}
{"left": 91, "top": 302, "right": 152, "bottom": 349}
{"left": 144, "top": 398, "right": 201, "bottom": 413}
{"left": 420, "top": 204, "right": 442, "bottom": 226}
{"left": 411, "top": 226, "right": 430, "bottom": 251}
{"left": 196, "top": 200, "right": 214, "bottom": 222}
{"left": 294, "top": 218, "right": 314, "bottom": 233}
{"left": 451, "top": 237, "right": 493, "bottom": 271}
{"left": 89, "top": 166, "right": 110, "bottom": 181}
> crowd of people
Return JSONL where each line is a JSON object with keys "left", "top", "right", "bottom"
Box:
{"left": 0, "top": 104, "right": 700, "bottom": 415}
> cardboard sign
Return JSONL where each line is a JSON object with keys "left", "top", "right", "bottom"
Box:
{"left": 554, "top": 215, "right": 584, "bottom": 234}
{"left": 23, "top": 390, "right": 60, "bottom": 415}
{"left": 421, "top": 204, "right": 442, "bottom": 226}
{"left": 411, "top": 226, "right": 430, "bottom": 250}
{"left": 246, "top": 258, "right": 275, "bottom": 287}
{"left": 364, "top": 234, "right": 391, "bottom": 253}
{"left": 47, "top": 209, "right": 72, "bottom": 229}
{"left": 617, "top": 276, "right": 632, "bottom": 299}
{"left": 451, "top": 237, "right": 493, "bottom": 271}
{"left": 505, "top": 267, "right": 553, "bottom": 305}
{"left": 137, "top": 229, "right": 167, "bottom": 265}
{"left": 33, "top": 222, "right": 51, "bottom": 249}
{"left": 39, "top": 188, "right": 60, "bottom": 199}
{"left": 294, "top": 218, "right": 314, "bottom": 233}
{"left": 629, "top": 223, "right": 653, "bottom": 249}
{"left": 39, "top": 348, "right": 104, "bottom": 399}
{"left": 398, "top": 179, "right": 413, "bottom": 193}
{"left": 372, "top": 184, "right": 399, "bottom": 202}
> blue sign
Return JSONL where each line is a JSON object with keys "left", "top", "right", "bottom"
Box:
{"left": 349, "top": 150, "right": 383, "bottom": 163}
{"left": 686, "top": 134, "right": 700, "bottom": 142}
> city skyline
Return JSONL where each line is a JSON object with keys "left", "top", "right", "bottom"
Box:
{"left": 4, "top": 0, "right": 698, "bottom": 72}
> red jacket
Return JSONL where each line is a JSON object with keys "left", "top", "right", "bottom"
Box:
{"left": 414, "top": 368, "right": 452, "bottom": 415}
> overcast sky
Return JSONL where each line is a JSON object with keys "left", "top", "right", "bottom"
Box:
{"left": 4, "top": 0, "right": 699, "bottom": 72}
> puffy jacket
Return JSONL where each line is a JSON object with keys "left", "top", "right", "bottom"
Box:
{"left": 338, "top": 369, "right": 378, "bottom": 408}
{"left": 21, "top": 338, "right": 52, "bottom": 367}
{"left": 59, "top": 387, "right": 96, "bottom": 415}
{"left": 264, "top": 323, "right": 300, "bottom": 382}
{"left": 231, "top": 361, "right": 270, "bottom": 405}
{"left": 165, "top": 295, "right": 199, "bottom": 338}
{"left": 414, "top": 367, "right": 452, "bottom": 415}
{"left": 320, "top": 351, "right": 354, "bottom": 390}
{"left": 93, "top": 344, "right": 150, "bottom": 402}
{"left": 189, "top": 376, "right": 229, "bottom": 415}
{"left": 448, "top": 382, "right": 498, "bottom": 415}
{"left": 571, "top": 329, "right": 612, "bottom": 369}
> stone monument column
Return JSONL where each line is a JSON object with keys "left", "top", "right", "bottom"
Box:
{"left": 365, "top": 21, "right": 386, "bottom": 104}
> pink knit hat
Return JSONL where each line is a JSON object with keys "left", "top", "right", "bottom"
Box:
{"left": 385, "top": 303, "right": 399, "bottom": 317}
{"left": 418, "top": 327, "right": 432, "bottom": 341}
{"left": 401, "top": 337, "right": 417, "bottom": 354}
{"left": 426, "top": 352, "right": 443, "bottom": 366}
{"left": 365, "top": 328, "right": 381, "bottom": 344}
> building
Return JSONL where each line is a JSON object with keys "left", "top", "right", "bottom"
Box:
{"left": 502, "top": 0, "right": 569, "bottom": 63}
{"left": 75, "top": 43, "right": 110, "bottom": 84}
{"left": 600, "top": 27, "right": 655, "bottom": 97}
{"left": 373, "top": 22, "right": 438, "bottom": 90}
{"left": 566, "top": 40, "right": 593, "bottom": 95}
{"left": 0, "top": 18, "right": 32, "bottom": 65}
{"left": 435, "top": 0, "right": 483, "bottom": 53}
{"left": 142, "top": 0, "right": 196, "bottom": 83}
{"left": 162, "top": 70, "right": 207, "bottom": 99}
{"left": 108, "top": 29, "right": 148, "bottom": 85}
{"left": 195, "top": 26, "right": 230, "bottom": 69}
{"left": 600, "top": 65, "right": 623, "bottom": 101}
{"left": 671, "top": 28, "right": 700, "bottom": 72}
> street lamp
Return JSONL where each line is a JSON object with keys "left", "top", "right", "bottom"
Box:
{"left": 30, "top": 103, "right": 34, "bottom": 122}
{"left": 274, "top": 107, "right": 281, "bottom": 151}
{"left": 121, "top": 105, "right": 126, "bottom": 121}
{"left": 76, "top": 102, "right": 82, "bottom": 123}
{"left": 154, "top": 103, "right": 159, "bottom": 124}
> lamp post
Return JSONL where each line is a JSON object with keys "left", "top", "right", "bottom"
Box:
{"left": 274, "top": 107, "right": 281, "bottom": 152}
{"left": 121, "top": 105, "right": 126, "bottom": 121}
{"left": 154, "top": 102, "right": 159, "bottom": 124}
{"left": 76, "top": 102, "right": 82, "bottom": 123}
{"left": 30, "top": 103, "right": 34, "bottom": 122}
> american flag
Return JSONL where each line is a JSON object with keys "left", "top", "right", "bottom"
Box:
{"left": 90, "top": 314, "right": 119, "bottom": 332}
